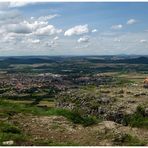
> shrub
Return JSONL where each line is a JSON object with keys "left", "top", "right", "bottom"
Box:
{"left": 0, "top": 122, "right": 21, "bottom": 134}
{"left": 136, "top": 105, "right": 145, "bottom": 116}
{"left": 82, "top": 116, "right": 98, "bottom": 126}
{"left": 54, "top": 109, "right": 98, "bottom": 126}
{"left": 113, "top": 133, "right": 146, "bottom": 146}
{"left": 123, "top": 105, "right": 148, "bottom": 128}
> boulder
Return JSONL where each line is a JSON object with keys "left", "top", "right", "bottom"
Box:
{"left": 145, "top": 108, "right": 148, "bottom": 117}
{"left": 107, "top": 111, "right": 124, "bottom": 124}
{"left": 2, "top": 140, "right": 14, "bottom": 145}
{"left": 100, "top": 97, "right": 110, "bottom": 104}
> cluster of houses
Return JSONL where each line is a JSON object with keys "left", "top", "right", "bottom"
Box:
{"left": 74, "top": 74, "right": 113, "bottom": 86}
{"left": 0, "top": 73, "right": 114, "bottom": 93}
{"left": 0, "top": 73, "right": 66, "bottom": 96}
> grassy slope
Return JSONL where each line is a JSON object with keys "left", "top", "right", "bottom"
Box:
{"left": 0, "top": 99, "right": 98, "bottom": 126}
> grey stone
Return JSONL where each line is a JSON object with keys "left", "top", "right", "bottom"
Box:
{"left": 145, "top": 108, "right": 148, "bottom": 116}
{"left": 100, "top": 97, "right": 110, "bottom": 104}
{"left": 2, "top": 140, "right": 14, "bottom": 145}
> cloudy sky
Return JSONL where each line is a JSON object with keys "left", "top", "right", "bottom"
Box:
{"left": 0, "top": 2, "right": 148, "bottom": 56}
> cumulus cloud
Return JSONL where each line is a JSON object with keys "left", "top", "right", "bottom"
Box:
{"left": 92, "top": 29, "right": 98, "bottom": 33}
{"left": 111, "top": 24, "right": 123, "bottom": 30}
{"left": 3, "top": 20, "right": 62, "bottom": 36}
{"left": 64, "top": 24, "right": 89, "bottom": 36}
{"left": 127, "top": 19, "right": 137, "bottom": 25}
{"left": 8, "top": 2, "right": 31, "bottom": 8}
{"left": 27, "top": 39, "right": 40, "bottom": 44}
{"left": 1, "top": 33, "right": 16, "bottom": 43}
{"left": 77, "top": 36, "right": 89, "bottom": 43}
{"left": 44, "top": 40, "right": 56, "bottom": 47}
{"left": 0, "top": 3, "right": 62, "bottom": 37}
{"left": 0, "top": 10, "right": 21, "bottom": 22}
{"left": 140, "top": 39, "right": 147, "bottom": 43}
{"left": 4, "top": 20, "right": 46, "bottom": 34}
{"left": 6, "top": 23, "right": 32, "bottom": 34}
{"left": 35, "top": 25, "right": 62, "bottom": 36}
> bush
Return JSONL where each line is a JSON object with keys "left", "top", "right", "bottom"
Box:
{"left": 0, "top": 122, "right": 28, "bottom": 145}
{"left": 54, "top": 109, "right": 98, "bottom": 126}
{"left": 82, "top": 116, "right": 98, "bottom": 126}
{"left": 136, "top": 105, "right": 145, "bottom": 116}
{"left": 123, "top": 105, "right": 148, "bottom": 128}
{"left": 115, "top": 77, "right": 133, "bottom": 86}
{"left": 113, "top": 133, "right": 146, "bottom": 146}
{"left": 0, "top": 122, "right": 21, "bottom": 134}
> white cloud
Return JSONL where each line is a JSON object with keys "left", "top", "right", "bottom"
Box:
{"left": 3, "top": 20, "right": 62, "bottom": 36}
{"left": 6, "top": 23, "right": 32, "bottom": 34}
{"left": 54, "top": 36, "right": 59, "bottom": 40}
{"left": 77, "top": 36, "right": 89, "bottom": 43}
{"left": 4, "top": 20, "right": 46, "bottom": 34}
{"left": 30, "top": 17, "right": 34, "bottom": 20}
{"left": 64, "top": 24, "right": 89, "bottom": 36}
{"left": 0, "top": 3, "right": 10, "bottom": 10}
{"left": 44, "top": 40, "right": 56, "bottom": 47}
{"left": 27, "top": 39, "right": 40, "bottom": 44}
{"left": 0, "top": 10, "right": 21, "bottom": 22}
{"left": 111, "top": 24, "right": 123, "bottom": 30}
{"left": 127, "top": 19, "right": 137, "bottom": 25}
{"left": 114, "top": 38, "right": 121, "bottom": 42}
{"left": 140, "top": 39, "right": 147, "bottom": 43}
{"left": 75, "top": 44, "right": 89, "bottom": 49}
{"left": 1, "top": 33, "right": 15, "bottom": 43}
{"left": 37, "top": 14, "right": 59, "bottom": 21}
{"left": 8, "top": 2, "right": 30, "bottom": 8}
{"left": 92, "top": 29, "right": 98, "bottom": 33}
{"left": 35, "top": 25, "right": 62, "bottom": 36}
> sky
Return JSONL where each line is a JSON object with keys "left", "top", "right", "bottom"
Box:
{"left": 0, "top": 2, "right": 148, "bottom": 56}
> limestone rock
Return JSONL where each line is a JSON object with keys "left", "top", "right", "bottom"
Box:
{"left": 2, "top": 140, "right": 14, "bottom": 145}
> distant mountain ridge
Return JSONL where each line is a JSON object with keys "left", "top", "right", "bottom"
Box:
{"left": 87, "top": 56, "right": 148, "bottom": 64}
{"left": 0, "top": 56, "right": 148, "bottom": 64}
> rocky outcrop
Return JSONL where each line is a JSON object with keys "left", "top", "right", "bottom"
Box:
{"left": 55, "top": 89, "right": 117, "bottom": 120}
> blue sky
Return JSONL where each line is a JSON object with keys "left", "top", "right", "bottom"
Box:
{"left": 0, "top": 2, "right": 148, "bottom": 56}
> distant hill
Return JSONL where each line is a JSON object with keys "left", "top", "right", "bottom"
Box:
{"left": 0, "top": 56, "right": 148, "bottom": 65}
{"left": 87, "top": 56, "right": 148, "bottom": 64}
{"left": 0, "top": 57, "right": 56, "bottom": 64}
{"left": 115, "top": 56, "right": 148, "bottom": 64}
